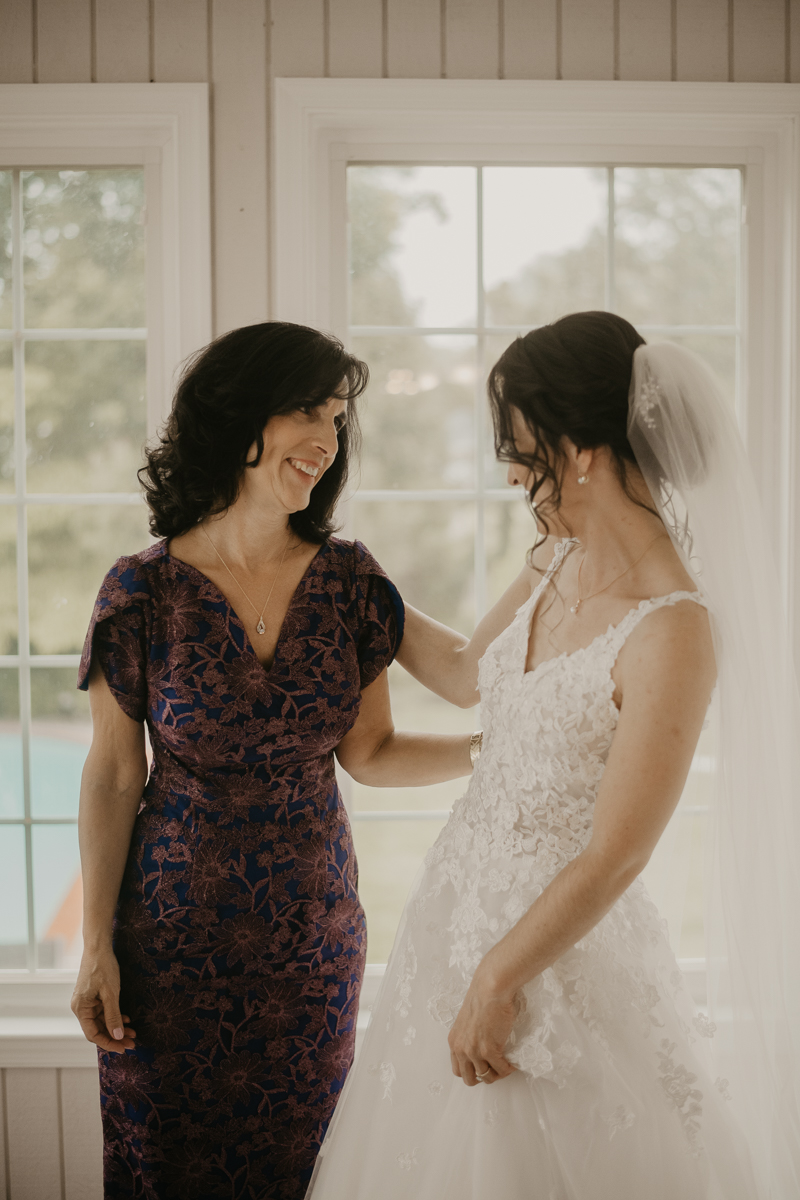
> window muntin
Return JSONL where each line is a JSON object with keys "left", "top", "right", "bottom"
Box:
{"left": 347, "top": 164, "right": 741, "bottom": 966}
{"left": 0, "top": 167, "right": 148, "bottom": 972}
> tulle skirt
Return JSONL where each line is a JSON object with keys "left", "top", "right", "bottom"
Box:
{"left": 306, "top": 852, "right": 757, "bottom": 1200}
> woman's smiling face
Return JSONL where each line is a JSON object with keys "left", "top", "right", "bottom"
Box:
{"left": 245, "top": 396, "right": 348, "bottom": 514}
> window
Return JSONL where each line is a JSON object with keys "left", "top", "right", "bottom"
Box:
{"left": 345, "top": 163, "right": 741, "bottom": 966}
{"left": 275, "top": 79, "right": 800, "bottom": 984}
{"left": 0, "top": 83, "right": 210, "bottom": 976}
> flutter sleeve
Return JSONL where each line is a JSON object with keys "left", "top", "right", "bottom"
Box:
{"left": 76, "top": 556, "right": 151, "bottom": 723}
{"left": 353, "top": 541, "right": 405, "bottom": 690}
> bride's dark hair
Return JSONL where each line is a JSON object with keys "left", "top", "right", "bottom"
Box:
{"left": 487, "top": 311, "right": 654, "bottom": 550}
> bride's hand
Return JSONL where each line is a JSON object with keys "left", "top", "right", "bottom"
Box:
{"left": 448, "top": 971, "right": 517, "bottom": 1086}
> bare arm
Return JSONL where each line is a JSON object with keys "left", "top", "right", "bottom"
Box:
{"left": 447, "top": 600, "right": 716, "bottom": 1085}
{"left": 336, "top": 668, "right": 474, "bottom": 786}
{"left": 70, "top": 661, "right": 148, "bottom": 1053}
{"left": 395, "top": 537, "right": 554, "bottom": 708}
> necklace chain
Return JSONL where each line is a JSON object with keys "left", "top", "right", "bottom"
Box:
{"left": 570, "top": 533, "right": 668, "bottom": 616}
{"left": 201, "top": 525, "right": 292, "bottom": 635}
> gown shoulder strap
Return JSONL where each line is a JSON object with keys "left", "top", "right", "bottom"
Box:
{"left": 605, "top": 590, "right": 707, "bottom": 660}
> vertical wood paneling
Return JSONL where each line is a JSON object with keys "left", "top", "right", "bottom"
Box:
{"left": 0, "top": 0, "right": 34, "bottom": 83}
{"left": 96, "top": 0, "right": 150, "bottom": 82}
{"left": 60, "top": 1069, "right": 102, "bottom": 1200}
{"left": 271, "top": 0, "right": 325, "bottom": 76}
{"left": 211, "top": 0, "right": 269, "bottom": 334}
{"left": 5, "top": 1069, "right": 62, "bottom": 1199}
{"left": 561, "top": 0, "right": 615, "bottom": 80}
{"left": 619, "top": 0, "right": 671, "bottom": 80}
{"left": 153, "top": 0, "right": 209, "bottom": 81}
{"left": 675, "top": 0, "right": 728, "bottom": 81}
{"left": 503, "top": 0, "right": 558, "bottom": 79}
{"left": 733, "top": 0, "right": 786, "bottom": 81}
{"left": 0, "top": 1071, "right": 8, "bottom": 1200}
{"left": 328, "top": 0, "right": 383, "bottom": 77}
{"left": 36, "top": 0, "right": 92, "bottom": 82}
{"left": 386, "top": 0, "right": 441, "bottom": 77}
{"left": 445, "top": 0, "right": 500, "bottom": 78}
{"left": 791, "top": 0, "right": 800, "bottom": 81}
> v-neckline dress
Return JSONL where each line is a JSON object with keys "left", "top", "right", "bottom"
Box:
{"left": 78, "top": 536, "right": 404, "bottom": 1200}
{"left": 307, "top": 538, "right": 757, "bottom": 1200}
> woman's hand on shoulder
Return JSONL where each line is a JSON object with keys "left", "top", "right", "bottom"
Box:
{"left": 71, "top": 947, "right": 136, "bottom": 1054}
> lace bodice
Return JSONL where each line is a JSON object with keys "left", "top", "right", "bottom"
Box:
{"left": 430, "top": 538, "right": 703, "bottom": 881}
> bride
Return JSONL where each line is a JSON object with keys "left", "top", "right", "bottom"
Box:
{"left": 310, "top": 311, "right": 800, "bottom": 1198}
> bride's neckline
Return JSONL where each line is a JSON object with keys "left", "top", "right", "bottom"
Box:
{"left": 521, "top": 538, "right": 702, "bottom": 679}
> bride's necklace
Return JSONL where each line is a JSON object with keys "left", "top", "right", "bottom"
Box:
{"left": 569, "top": 533, "right": 668, "bottom": 616}
{"left": 201, "top": 524, "right": 292, "bottom": 636}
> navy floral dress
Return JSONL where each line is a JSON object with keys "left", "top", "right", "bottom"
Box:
{"left": 77, "top": 537, "right": 404, "bottom": 1200}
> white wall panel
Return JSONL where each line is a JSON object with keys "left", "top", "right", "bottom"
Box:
{"left": 733, "top": 0, "right": 786, "bottom": 82}
{"left": 561, "top": 0, "right": 614, "bottom": 80}
{"left": 0, "top": 1073, "right": 7, "bottom": 1200}
{"left": 445, "top": 0, "right": 500, "bottom": 78}
{"left": 387, "top": 0, "right": 441, "bottom": 78}
{"left": 153, "top": 0, "right": 209, "bottom": 81}
{"left": 272, "top": 0, "right": 325, "bottom": 76}
{"left": 619, "top": 0, "right": 671, "bottom": 81}
{"left": 329, "top": 0, "right": 383, "bottom": 78}
{"left": 502, "top": 0, "right": 557, "bottom": 79}
{"left": 210, "top": 0, "right": 269, "bottom": 335}
{"left": 96, "top": 0, "right": 150, "bottom": 82}
{"left": 36, "top": 0, "right": 92, "bottom": 82}
{"left": 675, "top": 0, "right": 728, "bottom": 81}
{"left": 61, "top": 1068, "right": 103, "bottom": 1200}
{"left": 5, "top": 1068, "right": 62, "bottom": 1199}
{"left": 0, "top": 0, "right": 34, "bottom": 83}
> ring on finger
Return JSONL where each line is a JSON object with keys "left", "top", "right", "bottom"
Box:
{"left": 475, "top": 1068, "right": 491, "bottom": 1081}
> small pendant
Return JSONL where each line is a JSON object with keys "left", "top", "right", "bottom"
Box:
{"left": 570, "top": 601, "right": 581, "bottom": 615}
{"left": 256, "top": 619, "right": 266, "bottom": 635}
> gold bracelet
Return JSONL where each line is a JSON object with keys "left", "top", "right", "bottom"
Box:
{"left": 469, "top": 730, "right": 483, "bottom": 768}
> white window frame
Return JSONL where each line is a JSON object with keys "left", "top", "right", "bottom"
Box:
{"left": 274, "top": 79, "right": 800, "bottom": 1000}
{"left": 0, "top": 84, "right": 211, "bottom": 1014}
{"left": 273, "top": 78, "right": 800, "bottom": 657}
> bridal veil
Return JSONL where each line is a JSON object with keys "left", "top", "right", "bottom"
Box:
{"left": 628, "top": 342, "right": 800, "bottom": 1197}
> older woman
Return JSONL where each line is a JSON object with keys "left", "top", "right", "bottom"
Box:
{"left": 70, "top": 322, "right": 474, "bottom": 1200}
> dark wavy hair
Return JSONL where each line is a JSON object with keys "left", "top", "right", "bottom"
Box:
{"left": 139, "top": 322, "right": 368, "bottom": 542}
{"left": 488, "top": 311, "right": 654, "bottom": 551}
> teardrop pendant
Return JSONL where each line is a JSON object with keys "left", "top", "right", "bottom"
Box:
{"left": 256, "top": 619, "right": 266, "bottom": 635}
{"left": 570, "top": 601, "right": 580, "bottom": 615}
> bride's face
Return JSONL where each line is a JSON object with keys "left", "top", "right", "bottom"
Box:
{"left": 505, "top": 407, "right": 573, "bottom": 535}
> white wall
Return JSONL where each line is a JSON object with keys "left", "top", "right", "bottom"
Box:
{"left": 0, "top": 0, "right": 797, "bottom": 1193}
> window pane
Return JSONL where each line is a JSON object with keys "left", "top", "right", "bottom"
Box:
{"left": 351, "top": 816, "right": 447, "bottom": 964}
{"left": 614, "top": 168, "right": 740, "bottom": 327}
{"left": 0, "top": 505, "right": 17, "bottom": 653}
{"left": 350, "top": 499, "right": 475, "bottom": 634}
{"left": 354, "top": 335, "right": 475, "bottom": 489}
{"left": 22, "top": 168, "right": 145, "bottom": 329}
{"left": 0, "top": 668, "right": 23, "bottom": 819}
{"left": 486, "top": 498, "right": 537, "bottom": 608}
{"left": 27, "top": 504, "right": 151, "bottom": 654}
{"left": 0, "top": 825, "right": 28, "bottom": 966}
{"left": 483, "top": 166, "right": 608, "bottom": 327}
{"left": 26, "top": 340, "right": 146, "bottom": 492}
{"left": 33, "top": 823, "right": 82, "bottom": 969}
{"left": 31, "top": 667, "right": 91, "bottom": 818}
{"left": 0, "top": 343, "right": 13, "bottom": 492}
{"left": 0, "top": 171, "right": 10, "bottom": 329}
{"left": 349, "top": 166, "right": 477, "bottom": 328}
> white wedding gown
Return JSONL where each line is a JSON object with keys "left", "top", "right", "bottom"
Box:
{"left": 308, "top": 539, "right": 757, "bottom": 1200}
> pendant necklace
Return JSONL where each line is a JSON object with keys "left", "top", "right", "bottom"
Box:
{"left": 201, "top": 524, "right": 292, "bottom": 636}
{"left": 570, "top": 532, "right": 668, "bottom": 616}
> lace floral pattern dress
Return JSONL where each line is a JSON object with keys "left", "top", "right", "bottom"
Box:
{"left": 77, "top": 537, "right": 403, "bottom": 1200}
{"left": 308, "top": 539, "right": 756, "bottom": 1200}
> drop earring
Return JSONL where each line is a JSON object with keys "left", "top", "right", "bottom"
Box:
{"left": 577, "top": 474, "right": 589, "bottom": 485}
